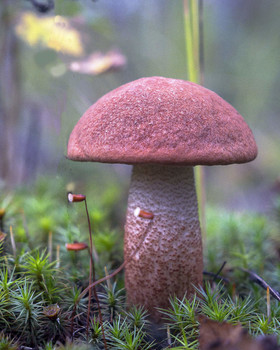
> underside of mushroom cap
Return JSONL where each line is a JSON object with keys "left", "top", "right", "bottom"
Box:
{"left": 67, "top": 76, "right": 257, "bottom": 165}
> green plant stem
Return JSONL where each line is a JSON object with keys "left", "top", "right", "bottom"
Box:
{"left": 183, "top": 0, "right": 206, "bottom": 239}
{"left": 184, "top": 0, "right": 196, "bottom": 82}
{"left": 191, "top": 0, "right": 199, "bottom": 62}
{"left": 199, "top": 0, "right": 205, "bottom": 85}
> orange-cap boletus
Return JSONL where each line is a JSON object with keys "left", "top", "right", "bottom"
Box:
{"left": 67, "top": 76, "right": 257, "bottom": 321}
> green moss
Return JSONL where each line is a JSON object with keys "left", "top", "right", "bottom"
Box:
{"left": 1, "top": 178, "right": 280, "bottom": 348}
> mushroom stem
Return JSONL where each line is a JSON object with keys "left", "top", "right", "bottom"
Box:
{"left": 124, "top": 164, "right": 203, "bottom": 321}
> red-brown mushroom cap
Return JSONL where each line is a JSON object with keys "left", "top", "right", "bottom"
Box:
{"left": 67, "top": 76, "right": 257, "bottom": 165}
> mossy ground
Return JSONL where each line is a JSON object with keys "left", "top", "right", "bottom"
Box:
{"left": 0, "top": 177, "right": 280, "bottom": 349}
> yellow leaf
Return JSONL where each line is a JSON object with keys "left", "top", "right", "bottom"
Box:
{"left": 15, "top": 12, "right": 84, "bottom": 56}
{"left": 69, "top": 50, "right": 127, "bottom": 75}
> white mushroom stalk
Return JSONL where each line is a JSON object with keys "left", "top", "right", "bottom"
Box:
{"left": 124, "top": 164, "right": 203, "bottom": 321}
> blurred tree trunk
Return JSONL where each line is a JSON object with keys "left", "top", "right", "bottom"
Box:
{"left": 21, "top": 104, "right": 42, "bottom": 184}
{"left": 0, "top": 0, "right": 21, "bottom": 186}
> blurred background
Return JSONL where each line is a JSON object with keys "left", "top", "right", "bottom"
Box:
{"left": 0, "top": 0, "right": 279, "bottom": 216}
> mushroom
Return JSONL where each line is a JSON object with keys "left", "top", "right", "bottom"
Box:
{"left": 67, "top": 76, "right": 257, "bottom": 321}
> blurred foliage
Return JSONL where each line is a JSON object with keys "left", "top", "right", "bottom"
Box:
{"left": 15, "top": 12, "right": 84, "bottom": 56}
{"left": 205, "top": 208, "right": 272, "bottom": 272}
{"left": 0, "top": 0, "right": 278, "bottom": 212}
{"left": 204, "top": 205, "right": 280, "bottom": 293}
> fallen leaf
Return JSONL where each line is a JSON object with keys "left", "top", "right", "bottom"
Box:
{"left": 15, "top": 12, "right": 84, "bottom": 56}
{"left": 0, "top": 231, "right": 6, "bottom": 241}
{"left": 0, "top": 208, "right": 5, "bottom": 218}
{"left": 69, "top": 50, "right": 126, "bottom": 75}
{"left": 198, "top": 315, "right": 279, "bottom": 350}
